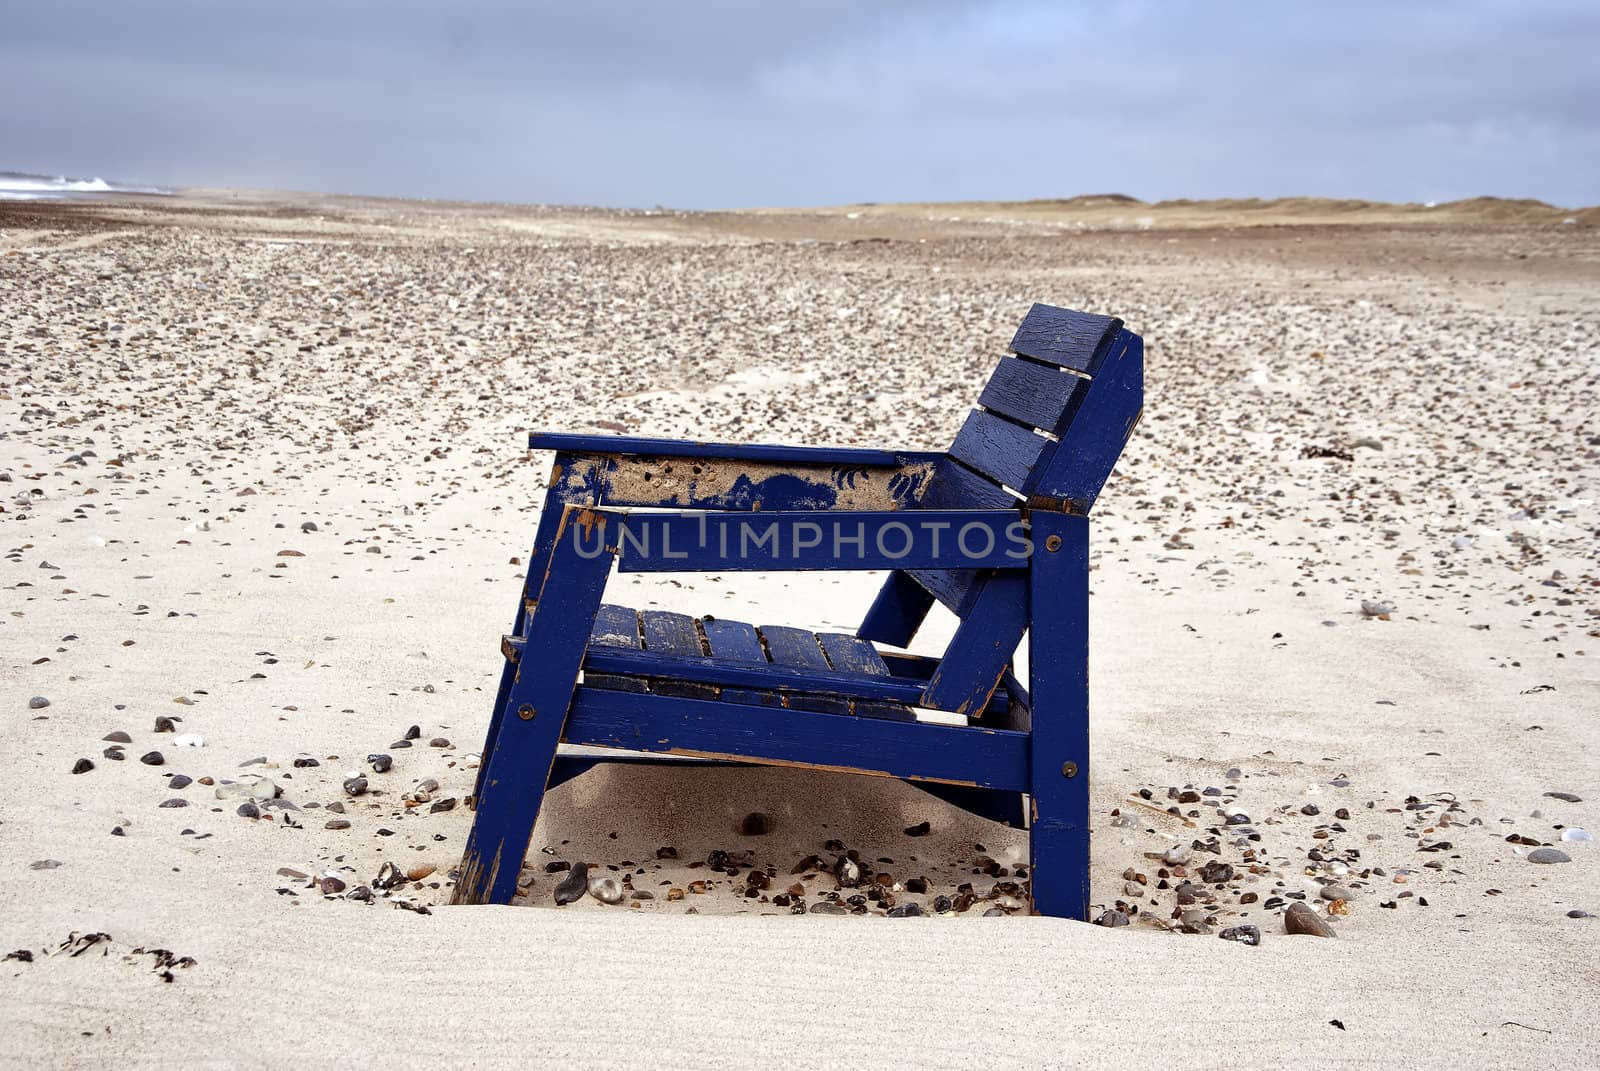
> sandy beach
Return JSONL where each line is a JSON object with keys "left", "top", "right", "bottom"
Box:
{"left": 2, "top": 191, "right": 1597, "bottom": 1067}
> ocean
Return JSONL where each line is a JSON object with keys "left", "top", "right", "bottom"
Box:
{"left": 0, "top": 171, "right": 174, "bottom": 201}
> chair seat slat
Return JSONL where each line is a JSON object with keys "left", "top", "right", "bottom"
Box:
{"left": 703, "top": 616, "right": 777, "bottom": 706}
{"left": 640, "top": 610, "right": 716, "bottom": 699}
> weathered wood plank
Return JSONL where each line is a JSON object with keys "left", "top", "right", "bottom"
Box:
{"left": 818, "top": 632, "right": 914, "bottom": 721}
{"left": 898, "top": 458, "right": 1021, "bottom": 623}
{"left": 916, "top": 456, "right": 1019, "bottom": 510}
{"left": 589, "top": 603, "right": 643, "bottom": 648}
{"left": 1007, "top": 303, "right": 1123, "bottom": 374}
{"left": 947, "top": 410, "right": 1050, "bottom": 493}
{"left": 857, "top": 569, "right": 937, "bottom": 647}
{"left": 816, "top": 632, "right": 890, "bottom": 676}
{"left": 640, "top": 610, "right": 716, "bottom": 699}
{"left": 760, "top": 625, "right": 844, "bottom": 714}
{"left": 977, "top": 356, "right": 1089, "bottom": 434}
{"left": 593, "top": 455, "right": 936, "bottom": 512}
{"left": 920, "top": 572, "right": 1030, "bottom": 717}
{"left": 584, "top": 603, "right": 647, "bottom": 694}
{"left": 564, "top": 688, "right": 1030, "bottom": 791}
{"left": 530, "top": 432, "right": 943, "bottom": 468}
{"left": 579, "top": 645, "right": 927, "bottom": 703}
{"left": 702, "top": 616, "right": 775, "bottom": 707}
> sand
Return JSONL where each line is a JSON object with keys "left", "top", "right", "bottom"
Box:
{"left": 1, "top": 192, "right": 1597, "bottom": 1068}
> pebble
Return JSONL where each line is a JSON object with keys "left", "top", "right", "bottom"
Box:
{"left": 103, "top": 731, "right": 132, "bottom": 743}
{"left": 343, "top": 776, "right": 369, "bottom": 797}
{"left": 139, "top": 751, "right": 164, "bottom": 766}
{"left": 809, "top": 901, "right": 848, "bottom": 915}
{"left": 1284, "top": 902, "right": 1336, "bottom": 937}
{"left": 904, "top": 821, "right": 932, "bottom": 837}
{"left": 71, "top": 758, "right": 94, "bottom": 774}
{"left": 168, "top": 774, "right": 192, "bottom": 790}
{"left": 407, "top": 865, "right": 436, "bottom": 881}
{"left": 1162, "top": 843, "right": 1191, "bottom": 866}
{"left": 1094, "top": 909, "right": 1130, "bottom": 927}
{"left": 324, "top": 818, "right": 351, "bottom": 830}
{"left": 587, "top": 876, "right": 624, "bottom": 904}
{"left": 1528, "top": 848, "right": 1571, "bottom": 864}
{"left": 159, "top": 798, "right": 189, "bottom": 808}
{"left": 1178, "top": 909, "right": 1211, "bottom": 934}
{"left": 153, "top": 716, "right": 176, "bottom": 733}
{"left": 1566, "top": 909, "right": 1592, "bottom": 919}
{"left": 553, "top": 862, "right": 589, "bottom": 905}
{"left": 373, "top": 861, "right": 406, "bottom": 890}
{"left": 1320, "top": 884, "right": 1354, "bottom": 901}
{"left": 320, "top": 877, "right": 346, "bottom": 894}
{"left": 886, "top": 902, "right": 924, "bottom": 917}
{"left": 428, "top": 737, "right": 450, "bottom": 748}
{"left": 1544, "top": 791, "right": 1582, "bottom": 803}
{"left": 172, "top": 733, "right": 205, "bottom": 748}
{"left": 1219, "top": 925, "right": 1261, "bottom": 946}
{"left": 738, "top": 812, "right": 772, "bottom": 836}
{"left": 28, "top": 696, "right": 50, "bottom": 709}
{"left": 237, "top": 802, "right": 260, "bottom": 818}
{"left": 293, "top": 757, "right": 320, "bottom": 768}
{"left": 1560, "top": 829, "right": 1592, "bottom": 842}
{"left": 368, "top": 753, "right": 393, "bottom": 773}
{"left": 834, "top": 855, "right": 863, "bottom": 887}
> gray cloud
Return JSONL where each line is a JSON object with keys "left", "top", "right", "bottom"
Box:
{"left": 4, "top": 0, "right": 1597, "bottom": 207}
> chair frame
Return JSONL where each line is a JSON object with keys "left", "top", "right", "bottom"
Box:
{"left": 452, "top": 305, "right": 1141, "bottom": 918}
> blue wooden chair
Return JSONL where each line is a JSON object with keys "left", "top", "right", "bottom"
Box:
{"left": 452, "top": 303, "right": 1143, "bottom": 918}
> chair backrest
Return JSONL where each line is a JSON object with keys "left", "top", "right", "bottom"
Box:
{"left": 909, "top": 303, "right": 1143, "bottom": 618}
{"left": 858, "top": 304, "right": 1141, "bottom": 716}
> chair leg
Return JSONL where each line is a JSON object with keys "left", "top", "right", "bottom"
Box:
{"left": 473, "top": 497, "right": 579, "bottom": 804}
{"left": 1027, "top": 512, "right": 1091, "bottom": 919}
{"left": 453, "top": 508, "right": 615, "bottom": 905}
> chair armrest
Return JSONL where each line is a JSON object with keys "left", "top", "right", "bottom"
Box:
{"left": 529, "top": 431, "right": 942, "bottom": 468}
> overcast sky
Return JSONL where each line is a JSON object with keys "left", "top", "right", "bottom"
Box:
{"left": 4, "top": 1, "right": 1597, "bottom": 208}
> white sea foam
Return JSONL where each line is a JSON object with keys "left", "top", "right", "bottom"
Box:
{"left": 0, "top": 171, "right": 173, "bottom": 200}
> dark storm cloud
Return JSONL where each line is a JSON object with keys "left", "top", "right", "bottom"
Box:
{"left": 4, "top": 1, "right": 1597, "bottom": 207}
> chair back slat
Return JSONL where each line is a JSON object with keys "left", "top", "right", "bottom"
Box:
{"left": 947, "top": 410, "right": 1049, "bottom": 492}
{"left": 977, "top": 356, "right": 1089, "bottom": 434}
{"left": 1008, "top": 304, "right": 1123, "bottom": 373}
